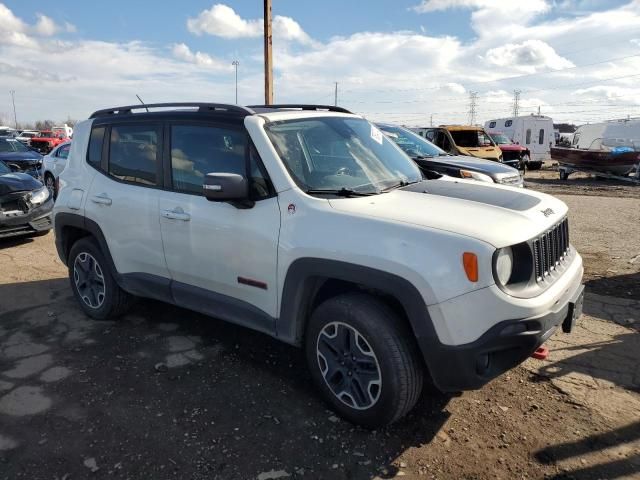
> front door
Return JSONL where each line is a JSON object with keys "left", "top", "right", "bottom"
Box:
{"left": 158, "top": 122, "right": 280, "bottom": 326}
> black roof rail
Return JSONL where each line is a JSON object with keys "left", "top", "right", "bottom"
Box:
{"left": 247, "top": 104, "right": 353, "bottom": 114}
{"left": 89, "top": 102, "right": 255, "bottom": 119}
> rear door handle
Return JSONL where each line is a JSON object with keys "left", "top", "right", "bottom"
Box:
{"left": 161, "top": 208, "right": 190, "bottom": 221}
{"left": 90, "top": 193, "right": 112, "bottom": 206}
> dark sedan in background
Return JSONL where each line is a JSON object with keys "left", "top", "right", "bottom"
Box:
{"left": 0, "top": 137, "right": 44, "bottom": 178}
{"left": 0, "top": 160, "right": 53, "bottom": 239}
{"left": 376, "top": 123, "right": 524, "bottom": 187}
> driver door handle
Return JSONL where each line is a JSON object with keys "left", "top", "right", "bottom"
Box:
{"left": 161, "top": 207, "right": 190, "bottom": 222}
{"left": 90, "top": 193, "right": 112, "bottom": 206}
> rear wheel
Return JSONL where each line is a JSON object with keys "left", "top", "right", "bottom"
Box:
{"left": 68, "top": 237, "right": 134, "bottom": 319}
{"left": 305, "top": 293, "right": 424, "bottom": 428}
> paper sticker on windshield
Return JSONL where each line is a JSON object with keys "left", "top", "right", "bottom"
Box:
{"left": 370, "top": 125, "right": 383, "bottom": 145}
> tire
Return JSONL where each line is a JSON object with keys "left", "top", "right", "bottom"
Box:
{"left": 305, "top": 293, "right": 424, "bottom": 428}
{"left": 68, "top": 237, "right": 134, "bottom": 320}
{"left": 559, "top": 169, "right": 568, "bottom": 181}
{"left": 44, "top": 173, "right": 56, "bottom": 198}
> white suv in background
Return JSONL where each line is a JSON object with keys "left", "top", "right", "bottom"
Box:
{"left": 53, "top": 103, "right": 584, "bottom": 427}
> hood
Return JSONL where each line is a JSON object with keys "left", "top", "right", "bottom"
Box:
{"left": 497, "top": 144, "right": 527, "bottom": 152}
{"left": 0, "top": 172, "right": 42, "bottom": 196}
{"left": 328, "top": 180, "right": 567, "bottom": 248}
{"left": 416, "top": 155, "right": 518, "bottom": 175}
{"left": 0, "top": 150, "right": 42, "bottom": 162}
{"left": 456, "top": 146, "right": 501, "bottom": 160}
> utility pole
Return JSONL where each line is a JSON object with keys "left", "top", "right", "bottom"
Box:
{"left": 232, "top": 60, "right": 240, "bottom": 104}
{"left": 512, "top": 90, "right": 521, "bottom": 117}
{"left": 468, "top": 91, "right": 478, "bottom": 125}
{"left": 537, "top": 105, "right": 541, "bottom": 115}
{"left": 334, "top": 82, "right": 338, "bottom": 106}
{"left": 9, "top": 90, "right": 17, "bottom": 129}
{"left": 263, "top": 0, "right": 273, "bottom": 105}
{"left": 430, "top": 114, "right": 433, "bottom": 127}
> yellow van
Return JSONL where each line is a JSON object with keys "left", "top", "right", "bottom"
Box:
{"left": 416, "top": 125, "right": 503, "bottom": 162}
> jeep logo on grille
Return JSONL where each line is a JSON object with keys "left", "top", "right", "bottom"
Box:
{"left": 541, "top": 208, "right": 555, "bottom": 217}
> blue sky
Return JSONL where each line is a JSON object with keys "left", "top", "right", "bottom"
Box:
{"left": 1, "top": 1, "right": 639, "bottom": 125}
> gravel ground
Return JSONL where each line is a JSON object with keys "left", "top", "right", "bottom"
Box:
{"left": 0, "top": 173, "right": 638, "bottom": 479}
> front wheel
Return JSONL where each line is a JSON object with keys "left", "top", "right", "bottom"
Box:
{"left": 44, "top": 173, "right": 56, "bottom": 198}
{"left": 305, "top": 293, "right": 424, "bottom": 428}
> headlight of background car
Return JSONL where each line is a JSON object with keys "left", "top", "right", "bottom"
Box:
{"left": 495, "top": 247, "right": 513, "bottom": 286}
{"left": 30, "top": 186, "right": 50, "bottom": 205}
{"left": 459, "top": 169, "right": 494, "bottom": 183}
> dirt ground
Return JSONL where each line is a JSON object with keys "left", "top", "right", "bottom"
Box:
{"left": 0, "top": 172, "right": 638, "bottom": 479}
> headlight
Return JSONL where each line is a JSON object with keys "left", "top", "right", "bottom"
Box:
{"left": 30, "top": 186, "right": 50, "bottom": 205}
{"left": 459, "top": 169, "right": 494, "bottom": 183}
{"left": 495, "top": 247, "right": 513, "bottom": 285}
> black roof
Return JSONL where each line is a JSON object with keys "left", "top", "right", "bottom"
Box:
{"left": 89, "top": 103, "right": 352, "bottom": 119}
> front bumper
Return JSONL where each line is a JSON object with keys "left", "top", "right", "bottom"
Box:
{"left": 425, "top": 283, "right": 584, "bottom": 391}
{"left": 0, "top": 198, "right": 53, "bottom": 238}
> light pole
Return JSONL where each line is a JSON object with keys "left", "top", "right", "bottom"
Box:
{"left": 232, "top": 60, "right": 239, "bottom": 104}
{"left": 9, "top": 90, "right": 17, "bottom": 129}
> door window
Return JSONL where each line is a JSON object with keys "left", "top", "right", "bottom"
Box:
{"left": 525, "top": 129, "right": 532, "bottom": 145}
{"left": 538, "top": 128, "right": 545, "bottom": 145}
{"left": 170, "top": 124, "right": 246, "bottom": 195}
{"left": 108, "top": 124, "right": 159, "bottom": 186}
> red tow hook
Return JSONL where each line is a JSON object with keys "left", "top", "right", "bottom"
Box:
{"left": 531, "top": 346, "right": 549, "bottom": 360}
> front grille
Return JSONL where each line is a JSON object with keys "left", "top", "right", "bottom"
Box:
{"left": 501, "top": 150, "right": 521, "bottom": 161}
{"left": 0, "top": 192, "right": 29, "bottom": 214}
{"left": 532, "top": 218, "right": 570, "bottom": 282}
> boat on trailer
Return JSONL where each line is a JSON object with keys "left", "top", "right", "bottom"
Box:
{"left": 551, "top": 118, "right": 640, "bottom": 183}
{"left": 551, "top": 146, "right": 640, "bottom": 180}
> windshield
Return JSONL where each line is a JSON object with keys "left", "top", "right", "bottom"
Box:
{"left": 0, "top": 161, "right": 10, "bottom": 174}
{"left": 0, "top": 138, "right": 30, "bottom": 153}
{"left": 265, "top": 117, "right": 421, "bottom": 194}
{"left": 489, "top": 133, "right": 512, "bottom": 145}
{"left": 377, "top": 124, "right": 446, "bottom": 157}
{"left": 450, "top": 129, "right": 495, "bottom": 148}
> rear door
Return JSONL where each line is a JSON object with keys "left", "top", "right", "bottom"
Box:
{"left": 157, "top": 121, "right": 280, "bottom": 324}
{"left": 83, "top": 121, "right": 169, "bottom": 279}
{"left": 52, "top": 143, "right": 70, "bottom": 177}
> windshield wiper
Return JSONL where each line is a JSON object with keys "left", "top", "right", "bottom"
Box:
{"left": 305, "top": 187, "right": 377, "bottom": 197}
{"left": 380, "top": 179, "right": 421, "bottom": 192}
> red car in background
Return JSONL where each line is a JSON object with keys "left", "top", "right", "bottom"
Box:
{"left": 487, "top": 131, "right": 537, "bottom": 170}
{"left": 30, "top": 126, "right": 72, "bottom": 154}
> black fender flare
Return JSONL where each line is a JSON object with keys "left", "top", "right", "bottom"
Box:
{"left": 277, "top": 258, "right": 440, "bottom": 359}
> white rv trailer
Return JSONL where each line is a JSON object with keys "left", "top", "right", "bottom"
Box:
{"left": 484, "top": 114, "right": 554, "bottom": 164}
{"left": 569, "top": 118, "right": 640, "bottom": 150}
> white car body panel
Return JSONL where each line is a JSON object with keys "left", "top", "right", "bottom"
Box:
{"left": 158, "top": 190, "right": 281, "bottom": 317}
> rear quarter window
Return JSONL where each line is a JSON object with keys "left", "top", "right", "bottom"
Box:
{"left": 87, "top": 127, "right": 105, "bottom": 168}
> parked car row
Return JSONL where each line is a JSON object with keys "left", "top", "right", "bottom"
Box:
{"left": 1, "top": 124, "right": 73, "bottom": 153}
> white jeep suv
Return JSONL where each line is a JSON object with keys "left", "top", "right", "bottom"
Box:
{"left": 53, "top": 103, "right": 584, "bottom": 427}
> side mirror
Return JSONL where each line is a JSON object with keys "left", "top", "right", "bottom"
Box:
{"left": 203, "top": 173, "right": 249, "bottom": 203}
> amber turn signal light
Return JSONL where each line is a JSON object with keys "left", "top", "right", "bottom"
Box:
{"left": 462, "top": 252, "right": 478, "bottom": 282}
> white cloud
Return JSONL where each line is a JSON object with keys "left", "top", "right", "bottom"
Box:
{"left": 34, "top": 14, "right": 58, "bottom": 35}
{"left": 187, "top": 3, "right": 314, "bottom": 44}
{"left": 187, "top": 4, "right": 262, "bottom": 38}
{"left": 485, "top": 40, "right": 574, "bottom": 71}
{"left": 171, "top": 43, "right": 231, "bottom": 71}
